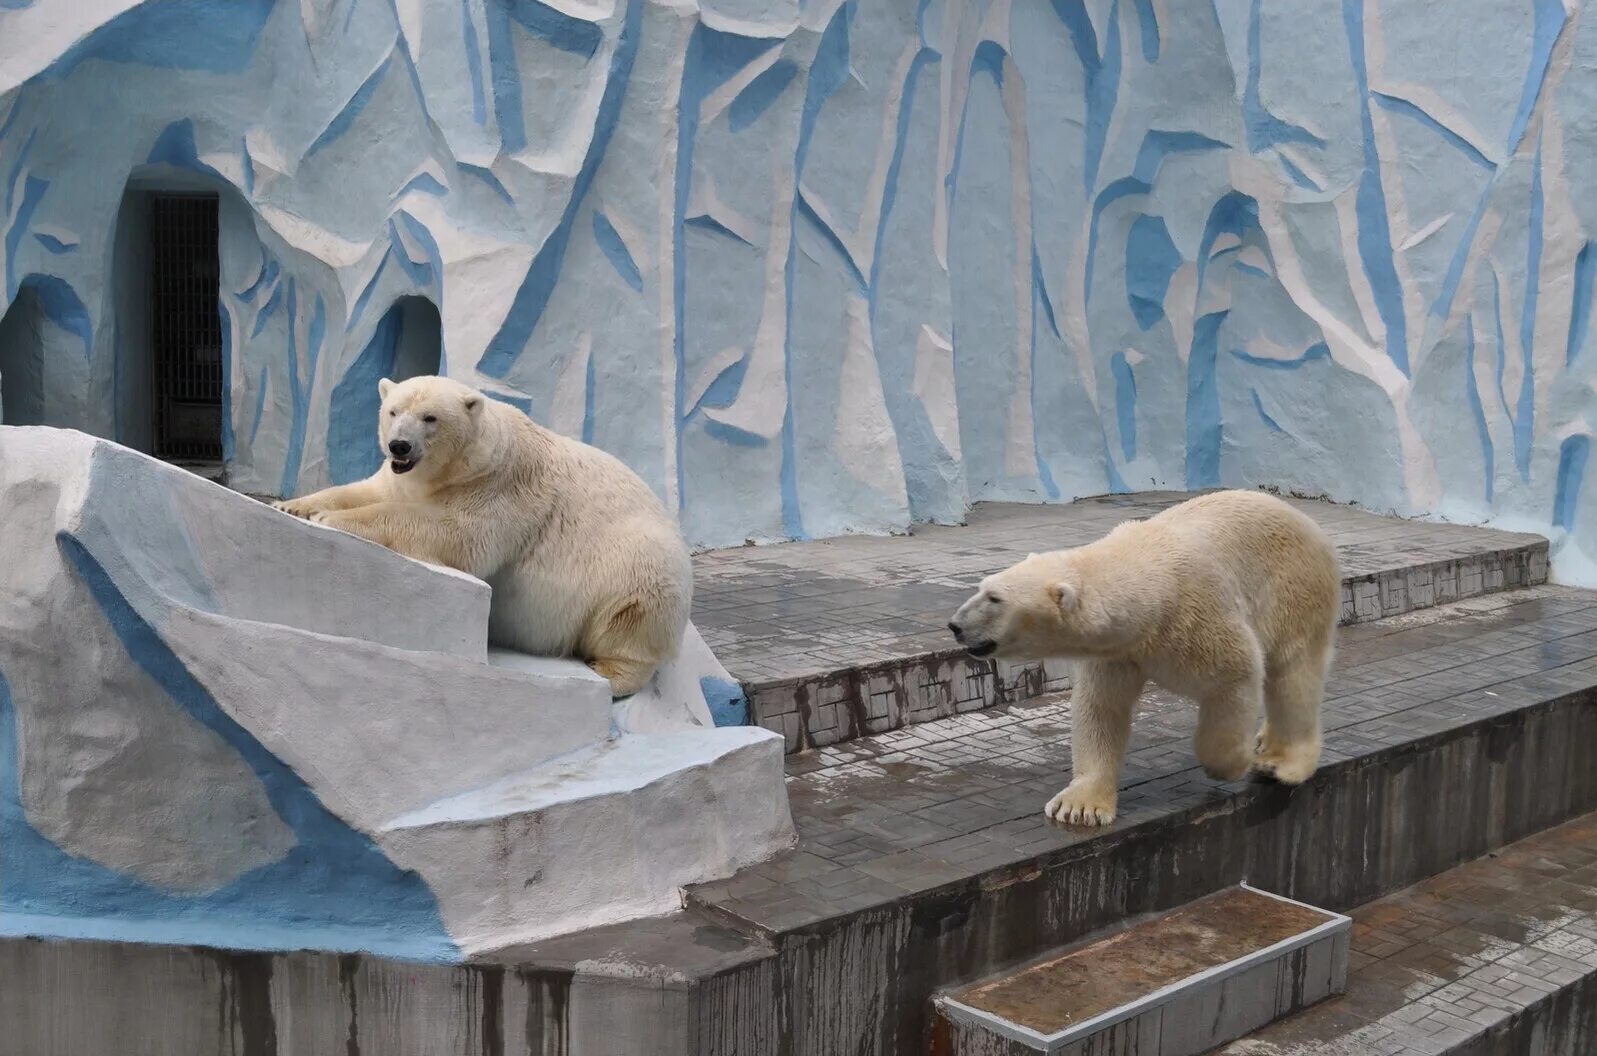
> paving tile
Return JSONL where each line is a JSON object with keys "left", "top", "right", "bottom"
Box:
{"left": 690, "top": 493, "right": 1549, "bottom": 750}
{"left": 1214, "top": 812, "right": 1597, "bottom": 1053}
{"left": 688, "top": 587, "right": 1597, "bottom": 938}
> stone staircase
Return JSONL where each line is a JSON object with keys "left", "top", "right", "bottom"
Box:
{"left": 691, "top": 494, "right": 1549, "bottom": 752}
{"left": 6, "top": 489, "right": 1595, "bottom": 1055}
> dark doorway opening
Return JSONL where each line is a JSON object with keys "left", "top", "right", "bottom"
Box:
{"left": 0, "top": 286, "right": 45, "bottom": 426}
{"left": 149, "top": 193, "right": 224, "bottom": 464}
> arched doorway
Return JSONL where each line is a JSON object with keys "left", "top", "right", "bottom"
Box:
{"left": 327, "top": 296, "right": 442, "bottom": 483}
{"left": 114, "top": 186, "right": 223, "bottom": 468}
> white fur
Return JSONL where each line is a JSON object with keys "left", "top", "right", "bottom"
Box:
{"left": 275, "top": 376, "right": 693, "bottom": 697}
{"left": 948, "top": 490, "right": 1340, "bottom": 827}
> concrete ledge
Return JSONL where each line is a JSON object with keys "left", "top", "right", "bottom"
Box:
{"left": 691, "top": 494, "right": 1550, "bottom": 752}
{"left": 7, "top": 591, "right": 1593, "bottom": 1055}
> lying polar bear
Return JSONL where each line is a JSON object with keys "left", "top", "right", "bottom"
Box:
{"left": 947, "top": 490, "right": 1340, "bottom": 827}
{"left": 275, "top": 375, "right": 693, "bottom": 697}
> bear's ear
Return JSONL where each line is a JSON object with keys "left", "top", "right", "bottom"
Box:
{"left": 378, "top": 378, "right": 395, "bottom": 398}
{"left": 1050, "top": 580, "right": 1079, "bottom": 613}
{"left": 463, "top": 394, "right": 482, "bottom": 414}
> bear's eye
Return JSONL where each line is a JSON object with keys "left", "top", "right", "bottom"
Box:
{"left": 388, "top": 410, "right": 396, "bottom": 417}
{"left": 423, "top": 415, "right": 437, "bottom": 424}
{"left": 986, "top": 593, "right": 1001, "bottom": 604}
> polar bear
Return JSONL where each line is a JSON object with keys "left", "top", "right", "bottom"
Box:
{"left": 274, "top": 375, "right": 693, "bottom": 697}
{"left": 947, "top": 490, "right": 1339, "bottom": 827}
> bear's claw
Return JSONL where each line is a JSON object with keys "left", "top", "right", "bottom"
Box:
{"left": 1044, "top": 782, "right": 1117, "bottom": 827}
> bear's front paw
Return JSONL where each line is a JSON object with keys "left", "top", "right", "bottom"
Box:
{"left": 273, "top": 499, "right": 319, "bottom": 520}
{"left": 1044, "top": 780, "right": 1117, "bottom": 827}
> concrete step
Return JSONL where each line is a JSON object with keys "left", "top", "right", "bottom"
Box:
{"left": 7, "top": 585, "right": 1595, "bottom": 1055}
{"left": 377, "top": 726, "right": 793, "bottom": 954}
{"left": 933, "top": 885, "right": 1351, "bottom": 1055}
{"left": 691, "top": 493, "right": 1550, "bottom": 752}
{"left": 1217, "top": 811, "right": 1597, "bottom": 1056}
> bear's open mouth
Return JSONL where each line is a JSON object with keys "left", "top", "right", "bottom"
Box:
{"left": 964, "top": 640, "right": 997, "bottom": 658}
{"left": 391, "top": 457, "right": 418, "bottom": 475}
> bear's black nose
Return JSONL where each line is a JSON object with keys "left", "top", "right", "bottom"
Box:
{"left": 388, "top": 440, "right": 412, "bottom": 457}
{"left": 947, "top": 621, "right": 961, "bottom": 637}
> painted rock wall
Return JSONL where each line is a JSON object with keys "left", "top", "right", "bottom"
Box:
{"left": 1, "top": 0, "right": 1595, "bottom": 566}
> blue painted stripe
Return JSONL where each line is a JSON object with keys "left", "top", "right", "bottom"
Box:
{"left": 32, "top": 232, "right": 73, "bottom": 255}
{"left": 1049, "top": 0, "right": 1120, "bottom": 192}
{"left": 1277, "top": 153, "right": 1322, "bottom": 191}
{"left": 582, "top": 342, "right": 596, "bottom": 445}
{"left": 1431, "top": 192, "right": 1490, "bottom": 322}
{"left": 1250, "top": 389, "right": 1285, "bottom": 433}
{"left": 1518, "top": 140, "right": 1543, "bottom": 482}
{"left": 478, "top": 0, "right": 642, "bottom": 377}
{"left": 486, "top": 0, "right": 604, "bottom": 154}
{"left": 47, "top": 0, "right": 275, "bottom": 78}
{"left": 328, "top": 302, "right": 402, "bottom": 484}
{"left": 307, "top": 57, "right": 391, "bottom": 157}
{"left": 1568, "top": 241, "right": 1595, "bottom": 368}
{"left": 252, "top": 280, "right": 283, "bottom": 339}
{"left": 348, "top": 251, "right": 390, "bottom": 331}
{"left": 795, "top": 193, "right": 867, "bottom": 293}
{"left": 394, "top": 171, "right": 448, "bottom": 199}
{"left": 1124, "top": 213, "right": 1181, "bottom": 330}
{"left": 461, "top": 163, "right": 514, "bottom": 206}
{"left": 249, "top": 363, "right": 270, "bottom": 446}
{"left": 1246, "top": 0, "right": 1326, "bottom": 151}
{"left": 145, "top": 119, "right": 225, "bottom": 180}
{"left": 1554, "top": 434, "right": 1590, "bottom": 530}
{"left": 1372, "top": 92, "right": 1495, "bottom": 171}
{"left": 1032, "top": 245, "right": 1061, "bottom": 339}
{"left": 684, "top": 213, "right": 756, "bottom": 247}
{"left": 730, "top": 59, "right": 799, "bottom": 132}
{"left": 1231, "top": 341, "right": 1330, "bottom": 370}
{"left": 1030, "top": 242, "right": 1060, "bottom": 499}
{"left": 1132, "top": 0, "right": 1159, "bottom": 62}
{"left": 1508, "top": 0, "right": 1566, "bottom": 151}
{"left": 592, "top": 210, "right": 643, "bottom": 292}
{"left": 1343, "top": 0, "right": 1408, "bottom": 375}
{"left": 240, "top": 137, "right": 255, "bottom": 195}
{"left": 1185, "top": 310, "right": 1227, "bottom": 489}
{"left": 1110, "top": 350, "right": 1137, "bottom": 461}
{"left": 390, "top": 212, "right": 441, "bottom": 289}
{"left": 3, "top": 175, "right": 47, "bottom": 299}
{"left": 4, "top": 126, "right": 35, "bottom": 221}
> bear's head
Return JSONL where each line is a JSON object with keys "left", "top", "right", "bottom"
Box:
{"left": 947, "top": 551, "right": 1128, "bottom": 661}
{"left": 377, "top": 375, "right": 484, "bottom": 482}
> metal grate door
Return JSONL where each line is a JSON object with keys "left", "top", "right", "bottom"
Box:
{"left": 150, "top": 193, "right": 223, "bottom": 462}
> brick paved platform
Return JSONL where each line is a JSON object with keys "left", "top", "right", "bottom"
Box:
{"left": 1219, "top": 811, "right": 1597, "bottom": 1054}
{"left": 690, "top": 494, "right": 1549, "bottom": 751}
{"left": 688, "top": 586, "right": 1596, "bottom": 936}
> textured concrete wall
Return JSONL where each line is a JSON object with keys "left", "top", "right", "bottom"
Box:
{"left": 2, "top": 0, "right": 1595, "bottom": 560}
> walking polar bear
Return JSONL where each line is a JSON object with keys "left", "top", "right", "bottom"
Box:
{"left": 275, "top": 375, "right": 693, "bottom": 697}
{"left": 948, "top": 490, "right": 1340, "bottom": 827}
